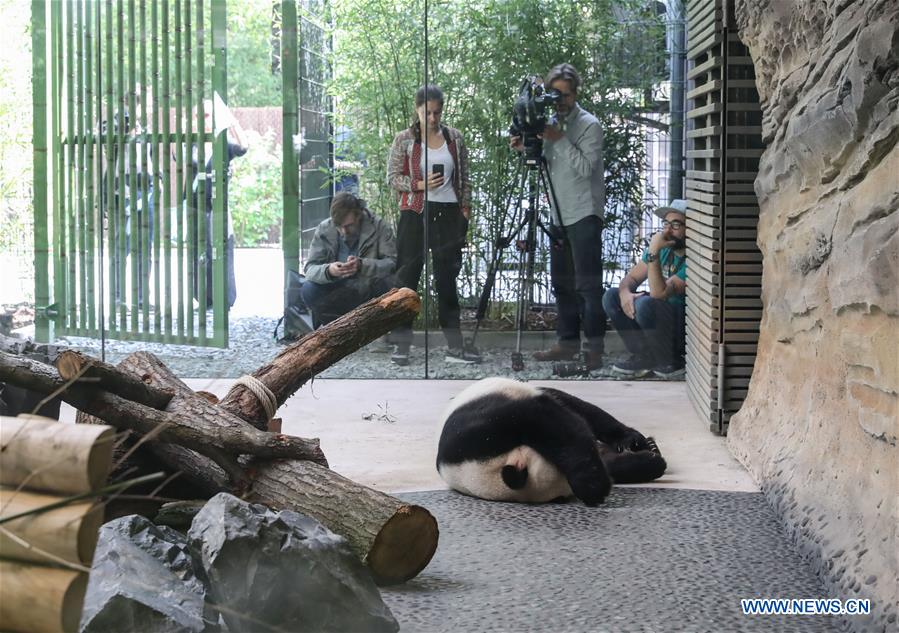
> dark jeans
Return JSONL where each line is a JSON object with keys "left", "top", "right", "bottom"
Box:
{"left": 301, "top": 276, "right": 391, "bottom": 328}
{"left": 190, "top": 208, "right": 236, "bottom": 309}
{"left": 114, "top": 192, "right": 155, "bottom": 304}
{"left": 394, "top": 203, "right": 468, "bottom": 350}
{"left": 550, "top": 215, "right": 607, "bottom": 352}
{"left": 602, "top": 289, "right": 685, "bottom": 366}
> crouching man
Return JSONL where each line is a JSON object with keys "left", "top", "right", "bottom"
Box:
{"left": 302, "top": 192, "right": 397, "bottom": 327}
{"left": 603, "top": 199, "right": 688, "bottom": 378}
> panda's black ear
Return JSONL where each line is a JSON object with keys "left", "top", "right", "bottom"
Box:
{"left": 501, "top": 465, "right": 528, "bottom": 489}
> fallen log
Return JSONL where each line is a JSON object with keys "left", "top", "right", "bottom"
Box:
{"left": 0, "top": 288, "right": 438, "bottom": 584}
{"left": 0, "top": 352, "right": 328, "bottom": 479}
{"left": 55, "top": 349, "right": 173, "bottom": 410}
{"left": 120, "top": 350, "right": 438, "bottom": 585}
{"left": 220, "top": 287, "right": 421, "bottom": 429}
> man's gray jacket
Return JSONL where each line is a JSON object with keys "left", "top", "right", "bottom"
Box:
{"left": 543, "top": 103, "right": 605, "bottom": 227}
{"left": 304, "top": 208, "right": 397, "bottom": 286}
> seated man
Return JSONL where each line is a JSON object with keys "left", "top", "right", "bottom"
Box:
{"left": 603, "top": 199, "right": 687, "bottom": 378}
{"left": 302, "top": 192, "right": 397, "bottom": 327}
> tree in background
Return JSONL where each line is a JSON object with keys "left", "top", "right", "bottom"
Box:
{"left": 328, "top": 0, "right": 666, "bottom": 312}
{"left": 0, "top": 0, "right": 34, "bottom": 255}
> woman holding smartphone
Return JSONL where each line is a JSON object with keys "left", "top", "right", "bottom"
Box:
{"left": 387, "top": 84, "right": 479, "bottom": 366}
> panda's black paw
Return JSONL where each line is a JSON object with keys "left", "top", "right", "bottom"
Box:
{"left": 611, "top": 429, "right": 649, "bottom": 453}
{"left": 569, "top": 465, "right": 612, "bottom": 507}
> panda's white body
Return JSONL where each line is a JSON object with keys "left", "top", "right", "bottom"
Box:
{"left": 436, "top": 378, "right": 571, "bottom": 503}
{"left": 435, "top": 377, "right": 666, "bottom": 506}
{"left": 438, "top": 444, "right": 571, "bottom": 503}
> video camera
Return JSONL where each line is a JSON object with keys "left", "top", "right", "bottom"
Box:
{"left": 509, "top": 76, "right": 562, "bottom": 165}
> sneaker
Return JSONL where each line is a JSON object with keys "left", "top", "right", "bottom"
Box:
{"left": 533, "top": 344, "right": 579, "bottom": 362}
{"left": 611, "top": 356, "right": 653, "bottom": 378}
{"left": 391, "top": 347, "right": 410, "bottom": 366}
{"left": 652, "top": 361, "right": 686, "bottom": 379}
{"left": 446, "top": 345, "right": 482, "bottom": 364}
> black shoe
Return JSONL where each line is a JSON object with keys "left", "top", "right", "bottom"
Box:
{"left": 446, "top": 345, "right": 482, "bottom": 364}
{"left": 652, "top": 361, "right": 685, "bottom": 379}
{"left": 611, "top": 355, "right": 653, "bottom": 378}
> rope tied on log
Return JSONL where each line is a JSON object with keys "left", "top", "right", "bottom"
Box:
{"left": 232, "top": 375, "right": 278, "bottom": 422}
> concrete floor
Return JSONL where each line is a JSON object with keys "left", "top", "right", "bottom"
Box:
{"left": 69, "top": 377, "right": 755, "bottom": 495}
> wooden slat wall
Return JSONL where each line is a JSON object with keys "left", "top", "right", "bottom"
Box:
{"left": 684, "top": 0, "right": 764, "bottom": 434}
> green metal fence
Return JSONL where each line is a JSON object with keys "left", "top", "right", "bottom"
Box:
{"left": 281, "top": 0, "right": 331, "bottom": 284}
{"left": 32, "top": 0, "right": 230, "bottom": 347}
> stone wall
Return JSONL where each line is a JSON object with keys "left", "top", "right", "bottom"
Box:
{"left": 728, "top": 1, "right": 897, "bottom": 631}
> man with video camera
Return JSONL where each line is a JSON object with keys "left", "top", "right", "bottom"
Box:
{"left": 510, "top": 63, "right": 606, "bottom": 370}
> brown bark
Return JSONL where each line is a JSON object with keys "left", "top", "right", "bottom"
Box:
{"left": 247, "top": 459, "right": 438, "bottom": 585}
{"left": 220, "top": 287, "right": 421, "bottom": 429}
{"left": 121, "top": 350, "right": 438, "bottom": 585}
{"left": 0, "top": 289, "right": 437, "bottom": 583}
{"left": 55, "top": 349, "right": 173, "bottom": 410}
{"left": 0, "top": 352, "right": 328, "bottom": 482}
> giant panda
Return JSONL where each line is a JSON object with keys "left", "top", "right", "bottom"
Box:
{"left": 436, "top": 377, "right": 666, "bottom": 506}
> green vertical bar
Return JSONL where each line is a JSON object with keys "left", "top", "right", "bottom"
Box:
{"left": 139, "top": 0, "right": 150, "bottom": 331}
{"left": 66, "top": 0, "right": 78, "bottom": 332}
{"left": 32, "top": 0, "right": 51, "bottom": 343}
{"left": 195, "top": 0, "right": 207, "bottom": 342}
{"left": 153, "top": 0, "right": 165, "bottom": 335}
{"left": 163, "top": 0, "right": 176, "bottom": 339}
{"left": 116, "top": 0, "right": 127, "bottom": 330}
{"left": 84, "top": 0, "right": 96, "bottom": 332}
{"left": 96, "top": 0, "right": 105, "bottom": 336}
{"left": 281, "top": 0, "right": 299, "bottom": 297}
{"left": 75, "top": 0, "right": 87, "bottom": 332}
{"left": 53, "top": 0, "right": 66, "bottom": 336}
{"left": 184, "top": 0, "right": 196, "bottom": 338}
{"left": 105, "top": 0, "right": 115, "bottom": 333}
{"left": 128, "top": 0, "right": 138, "bottom": 333}
{"left": 211, "top": 0, "right": 227, "bottom": 347}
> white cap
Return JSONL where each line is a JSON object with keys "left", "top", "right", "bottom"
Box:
{"left": 653, "top": 199, "right": 687, "bottom": 220}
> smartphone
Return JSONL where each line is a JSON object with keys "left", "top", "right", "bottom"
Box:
{"left": 432, "top": 164, "right": 444, "bottom": 178}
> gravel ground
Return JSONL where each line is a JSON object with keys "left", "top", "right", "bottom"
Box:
{"left": 54, "top": 314, "right": 679, "bottom": 382}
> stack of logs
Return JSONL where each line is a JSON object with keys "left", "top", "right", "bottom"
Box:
{"left": 0, "top": 416, "right": 115, "bottom": 632}
{"left": 0, "top": 288, "right": 438, "bottom": 586}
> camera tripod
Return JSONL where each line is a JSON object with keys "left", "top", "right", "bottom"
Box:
{"left": 468, "top": 154, "right": 567, "bottom": 370}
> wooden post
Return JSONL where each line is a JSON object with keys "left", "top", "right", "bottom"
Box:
{"left": 0, "top": 561, "right": 88, "bottom": 633}
{"left": 0, "top": 416, "right": 115, "bottom": 494}
{"left": 0, "top": 488, "right": 103, "bottom": 566}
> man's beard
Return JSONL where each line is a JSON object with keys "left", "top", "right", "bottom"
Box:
{"left": 670, "top": 237, "right": 686, "bottom": 250}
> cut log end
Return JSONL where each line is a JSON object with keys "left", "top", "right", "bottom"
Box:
{"left": 366, "top": 504, "right": 439, "bottom": 585}
{"left": 56, "top": 349, "right": 90, "bottom": 381}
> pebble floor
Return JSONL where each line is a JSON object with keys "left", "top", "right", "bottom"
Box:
{"left": 382, "top": 488, "right": 844, "bottom": 633}
{"left": 57, "top": 315, "right": 659, "bottom": 382}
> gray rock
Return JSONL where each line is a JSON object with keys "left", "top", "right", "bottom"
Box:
{"left": 81, "top": 515, "right": 218, "bottom": 633}
{"left": 188, "top": 493, "right": 399, "bottom": 633}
